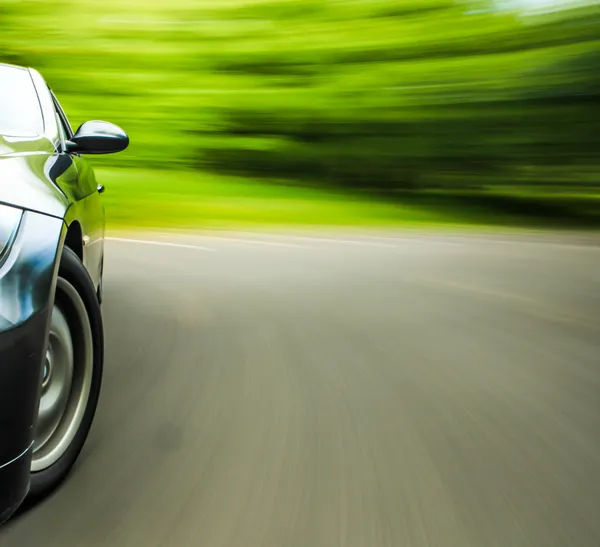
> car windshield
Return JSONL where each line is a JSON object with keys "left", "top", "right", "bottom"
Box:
{"left": 0, "top": 65, "right": 44, "bottom": 137}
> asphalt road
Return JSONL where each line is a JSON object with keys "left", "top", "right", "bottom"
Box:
{"left": 2, "top": 231, "right": 600, "bottom": 547}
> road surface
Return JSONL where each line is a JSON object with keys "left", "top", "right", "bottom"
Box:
{"left": 2, "top": 231, "right": 600, "bottom": 547}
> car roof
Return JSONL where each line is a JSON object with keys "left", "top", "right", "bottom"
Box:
{"left": 0, "top": 62, "right": 28, "bottom": 71}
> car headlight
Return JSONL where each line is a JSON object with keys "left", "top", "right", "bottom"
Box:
{"left": 0, "top": 203, "right": 23, "bottom": 265}
{"left": 0, "top": 204, "right": 24, "bottom": 330}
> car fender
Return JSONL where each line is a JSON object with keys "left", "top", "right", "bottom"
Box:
{"left": 0, "top": 212, "right": 66, "bottom": 467}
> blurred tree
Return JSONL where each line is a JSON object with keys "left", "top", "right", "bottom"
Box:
{"left": 1, "top": 0, "right": 599, "bottom": 223}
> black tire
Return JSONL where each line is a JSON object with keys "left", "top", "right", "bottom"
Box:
{"left": 28, "top": 246, "right": 104, "bottom": 501}
{"left": 97, "top": 259, "right": 104, "bottom": 304}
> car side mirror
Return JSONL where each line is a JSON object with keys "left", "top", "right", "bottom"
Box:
{"left": 66, "top": 120, "right": 129, "bottom": 155}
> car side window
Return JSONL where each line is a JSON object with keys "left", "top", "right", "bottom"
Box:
{"left": 54, "top": 111, "right": 67, "bottom": 151}
{"left": 49, "top": 89, "right": 74, "bottom": 147}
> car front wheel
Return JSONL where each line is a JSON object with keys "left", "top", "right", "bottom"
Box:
{"left": 29, "top": 246, "right": 104, "bottom": 500}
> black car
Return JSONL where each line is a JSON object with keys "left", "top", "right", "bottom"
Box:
{"left": 0, "top": 63, "right": 128, "bottom": 524}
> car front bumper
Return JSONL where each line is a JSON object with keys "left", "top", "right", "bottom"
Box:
{"left": 0, "top": 307, "right": 52, "bottom": 525}
{"left": 0, "top": 210, "right": 65, "bottom": 523}
{"left": 0, "top": 443, "right": 31, "bottom": 525}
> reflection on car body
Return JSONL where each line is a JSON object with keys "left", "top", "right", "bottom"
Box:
{"left": 0, "top": 62, "right": 129, "bottom": 524}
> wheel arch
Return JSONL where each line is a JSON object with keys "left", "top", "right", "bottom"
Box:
{"left": 63, "top": 220, "right": 83, "bottom": 262}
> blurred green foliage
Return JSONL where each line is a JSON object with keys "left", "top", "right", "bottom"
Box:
{"left": 1, "top": 0, "right": 599, "bottom": 227}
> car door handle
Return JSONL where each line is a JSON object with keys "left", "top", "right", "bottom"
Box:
{"left": 97, "top": 184, "right": 105, "bottom": 194}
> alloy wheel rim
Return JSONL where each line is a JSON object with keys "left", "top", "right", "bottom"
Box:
{"left": 31, "top": 277, "right": 93, "bottom": 472}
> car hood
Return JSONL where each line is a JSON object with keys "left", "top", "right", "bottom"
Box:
{"left": 0, "top": 135, "right": 68, "bottom": 218}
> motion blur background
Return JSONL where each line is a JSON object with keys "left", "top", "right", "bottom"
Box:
{"left": 2, "top": 3, "right": 600, "bottom": 545}
{"left": 1, "top": 0, "right": 598, "bottom": 230}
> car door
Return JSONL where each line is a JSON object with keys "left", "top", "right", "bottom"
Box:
{"left": 50, "top": 90, "right": 105, "bottom": 289}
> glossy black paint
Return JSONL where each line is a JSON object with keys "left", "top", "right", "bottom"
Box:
{"left": 0, "top": 63, "right": 129, "bottom": 523}
{"left": 0, "top": 442, "right": 30, "bottom": 525}
{"left": 67, "top": 120, "right": 129, "bottom": 155}
{"left": 0, "top": 307, "right": 52, "bottom": 522}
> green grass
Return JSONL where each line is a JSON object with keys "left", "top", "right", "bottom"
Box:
{"left": 99, "top": 168, "right": 448, "bottom": 230}
{"left": 99, "top": 168, "right": 600, "bottom": 232}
